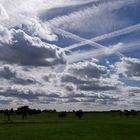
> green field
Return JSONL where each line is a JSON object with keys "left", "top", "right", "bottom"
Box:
{"left": 0, "top": 112, "right": 140, "bottom": 140}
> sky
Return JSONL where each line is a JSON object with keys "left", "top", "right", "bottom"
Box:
{"left": 0, "top": 0, "right": 140, "bottom": 111}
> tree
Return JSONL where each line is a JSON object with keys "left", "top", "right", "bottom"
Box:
{"left": 16, "top": 106, "right": 29, "bottom": 120}
{"left": 124, "top": 110, "right": 130, "bottom": 117}
{"left": 75, "top": 110, "right": 84, "bottom": 119}
{"left": 58, "top": 112, "right": 67, "bottom": 119}
{"left": 4, "top": 108, "right": 14, "bottom": 121}
{"left": 130, "top": 109, "right": 137, "bottom": 116}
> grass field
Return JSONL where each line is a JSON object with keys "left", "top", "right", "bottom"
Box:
{"left": 0, "top": 112, "right": 140, "bottom": 140}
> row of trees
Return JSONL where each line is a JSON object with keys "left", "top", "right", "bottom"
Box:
{"left": 58, "top": 110, "right": 84, "bottom": 119}
{"left": 0, "top": 106, "right": 139, "bottom": 121}
{"left": 1, "top": 106, "right": 41, "bottom": 121}
{"left": 0, "top": 106, "right": 84, "bottom": 121}
{"left": 110, "top": 110, "right": 138, "bottom": 116}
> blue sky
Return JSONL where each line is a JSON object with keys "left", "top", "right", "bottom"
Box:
{"left": 0, "top": 0, "right": 140, "bottom": 111}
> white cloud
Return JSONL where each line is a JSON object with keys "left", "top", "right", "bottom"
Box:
{"left": 61, "top": 60, "right": 123, "bottom": 92}
{"left": 0, "top": 25, "right": 12, "bottom": 44}
{"left": 64, "top": 60, "right": 108, "bottom": 79}
{"left": 0, "top": 0, "right": 140, "bottom": 110}
{"left": 0, "top": 57, "right": 139, "bottom": 110}
{"left": 46, "top": 0, "right": 137, "bottom": 34}
{"left": 115, "top": 57, "right": 140, "bottom": 80}
{"left": 0, "top": 3, "right": 9, "bottom": 21}
{"left": 0, "top": 28, "right": 66, "bottom": 66}
{"left": 18, "top": 19, "right": 58, "bottom": 42}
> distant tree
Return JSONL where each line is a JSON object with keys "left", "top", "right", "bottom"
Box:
{"left": 130, "top": 110, "right": 137, "bottom": 116}
{"left": 119, "top": 110, "right": 123, "bottom": 116}
{"left": 42, "top": 109, "right": 56, "bottom": 113}
{"left": 75, "top": 110, "right": 84, "bottom": 119}
{"left": 17, "top": 106, "right": 29, "bottom": 120}
{"left": 28, "top": 109, "right": 41, "bottom": 115}
{"left": 0, "top": 110, "right": 4, "bottom": 113}
{"left": 58, "top": 112, "right": 67, "bottom": 119}
{"left": 4, "top": 108, "right": 14, "bottom": 121}
{"left": 124, "top": 110, "right": 130, "bottom": 117}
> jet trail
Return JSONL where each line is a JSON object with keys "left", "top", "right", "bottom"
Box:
{"left": 53, "top": 28, "right": 124, "bottom": 58}
{"left": 66, "top": 41, "right": 140, "bottom": 63}
{"left": 64, "top": 23, "right": 140, "bottom": 51}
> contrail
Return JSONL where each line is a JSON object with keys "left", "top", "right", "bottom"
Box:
{"left": 52, "top": 27, "right": 124, "bottom": 58}
{"left": 66, "top": 41, "right": 140, "bottom": 63}
{"left": 64, "top": 23, "right": 140, "bottom": 51}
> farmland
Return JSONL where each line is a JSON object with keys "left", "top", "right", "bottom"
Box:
{"left": 0, "top": 111, "right": 140, "bottom": 140}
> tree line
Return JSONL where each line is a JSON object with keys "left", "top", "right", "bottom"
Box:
{"left": 0, "top": 106, "right": 139, "bottom": 122}
{"left": 0, "top": 106, "right": 84, "bottom": 121}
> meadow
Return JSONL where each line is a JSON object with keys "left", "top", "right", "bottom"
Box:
{"left": 0, "top": 112, "right": 140, "bottom": 140}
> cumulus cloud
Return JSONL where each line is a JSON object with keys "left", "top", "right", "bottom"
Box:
{"left": 65, "top": 61, "right": 108, "bottom": 78}
{"left": 115, "top": 57, "right": 140, "bottom": 80}
{"left": 0, "top": 28, "right": 66, "bottom": 66}
{"left": 61, "top": 60, "right": 123, "bottom": 92}
{"left": 0, "top": 0, "right": 70, "bottom": 67}
{"left": 0, "top": 65, "right": 36, "bottom": 85}
{"left": 16, "top": 19, "right": 58, "bottom": 42}
{"left": 0, "top": 65, "right": 16, "bottom": 79}
{"left": 0, "top": 57, "right": 139, "bottom": 110}
{"left": 0, "top": 25, "right": 12, "bottom": 44}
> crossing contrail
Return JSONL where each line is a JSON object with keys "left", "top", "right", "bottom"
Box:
{"left": 52, "top": 27, "right": 124, "bottom": 58}
{"left": 66, "top": 41, "right": 140, "bottom": 63}
{"left": 64, "top": 23, "right": 140, "bottom": 51}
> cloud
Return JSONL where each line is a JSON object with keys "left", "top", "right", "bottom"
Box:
{"left": 125, "top": 86, "right": 140, "bottom": 95}
{"left": 61, "top": 60, "right": 123, "bottom": 92}
{"left": 16, "top": 19, "right": 58, "bottom": 42}
{"left": 0, "top": 57, "right": 139, "bottom": 110}
{"left": 40, "top": 0, "right": 96, "bottom": 21}
{"left": 65, "top": 61, "right": 107, "bottom": 78}
{"left": 65, "top": 23, "right": 140, "bottom": 51}
{"left": 0, "top": 3, "right": 9, "bottom": 21}
{"left": 0, "top": 25, "right": 12, "bottom": 44}
{"left": 46, "top": 0, "right": 137, "bottom": 35}
{"left": 0, "top": 0, "right": 140, "bottom": 110}
{"left": 0, "top": 65, "right": 36, "bottom": 85}
{"left": 0, "top": 28, "right": 66, "bottom": 66}
{"left": 66, "top": 41, "right": 140, "bottom": 63}
{"left": 0, "top": 59, "right": 123, "bottom": 108}
{"left": 0, "top": 65, "right": 16, "bottom": 79}
{"left": 115, "top": 57, "right": 140, "bottom": 80}
{"left": 0, "top": 85, "right": 62, "bottom": 106}
{"left": 0, "top": 0, "right": 67, "bottom": 67}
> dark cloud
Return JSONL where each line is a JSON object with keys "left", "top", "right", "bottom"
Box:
{"left": 67, "top": 61, "right": 108, "bottom": 78}
{"left": 0, "top": 66, "right": 16, "bottom": 79}
{"left": 0, "top": 88, "right": 61, "bottom": 104}
{"left": 116, "top": 57, "right": 140, "bottom": 78}
{"left": 61, "top": 74, "right": 86, "bottom": 84}
{"left": 61, "top": 61, "right": 119, "bottom": 92}
{"left": 0, "top": 65, "right": 36, "bottom": 85}
{"left": 0, "top": 98, "right": 12, "bottom": 104}
{"left": 0, "top": 28, "right": 66, "bottom": 67}
{"left": 78, "top": 83, "right": 116, "bottom": 91}
{"left": 66, "top": 98, "right": 80, "bottom": 103}
{"left": 64, "top": 92, "right": 120, "bottom": 105}
{"left": 62, "top": 74, "right": 117, "bottom": 91}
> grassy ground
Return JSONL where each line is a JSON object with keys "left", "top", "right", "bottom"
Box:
{"left": 0, "top": 112, "right": 140, "bottom": 140}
